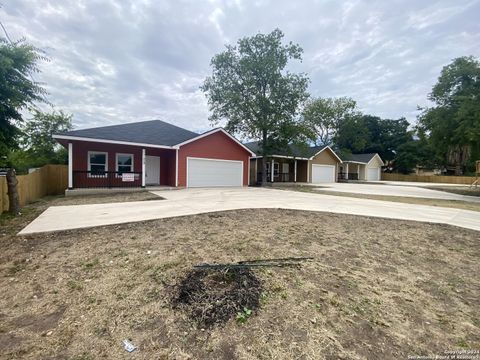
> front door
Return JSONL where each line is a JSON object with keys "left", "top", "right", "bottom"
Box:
{"left": 145, "top": 156, "right": 160, "bottom": 185}
{"left": 281, "top": 163, "right": 289, "bottom": 181}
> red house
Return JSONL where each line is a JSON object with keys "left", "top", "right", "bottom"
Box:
{"left": 53, "top": 120, "right": 255, "bottom": 189}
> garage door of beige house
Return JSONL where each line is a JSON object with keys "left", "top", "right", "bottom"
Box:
{"left": 367, "top": 167, "right": 380, "bottom": 181}
{"left": 311, "top": 164, "right": 335, "bottom": 183}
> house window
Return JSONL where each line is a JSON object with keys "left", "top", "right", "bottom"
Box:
{"left": 116, "top": 153, "right": 133, "bottom": 174}
{"left": 88, "top": 152, "right": 108, "bottom": 175}
{"left": 266, "top": 162, "right": 270, "bottom": 172}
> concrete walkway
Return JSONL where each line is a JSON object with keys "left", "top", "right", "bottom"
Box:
{"left": 315, "top": 183, "right": 480, "bottom": 202}
{"left": 19, "top": 188, "right": 480, "bottom": 234}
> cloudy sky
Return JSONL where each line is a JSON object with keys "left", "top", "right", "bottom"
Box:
{"left": 2, "top": 0, "right": 479, "bottom": 134}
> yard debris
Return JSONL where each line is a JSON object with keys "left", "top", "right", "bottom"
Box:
{"left": 172, "top": 257, "right": 311, "bottom": 327}
{"left": 172, "top": 267, "right": 262, "bottom": 328}
{"left": 194, "top": 256, "right": 313, "bottom": 270}
{"left": 122, "top": 339, "right": 137, "bottom": 353}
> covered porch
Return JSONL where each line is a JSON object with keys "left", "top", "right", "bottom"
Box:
{"left": 66, "top": 140, "right": 178, "bottom": 190}
{"left": 338, "top": 162, "right": 363, "bottom": 181}
{"left": 250, "top": 157, "right": 308, "bottom": 184}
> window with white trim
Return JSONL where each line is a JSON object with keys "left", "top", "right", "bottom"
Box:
{"left": 88, "top": 152, "right": 108, "bottom": 175}
{"left": 116, "top": 153, "right": 133, "bottom": 174}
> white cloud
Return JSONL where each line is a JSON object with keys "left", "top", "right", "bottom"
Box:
{"left": 1, "top": 0, "right": 479, "bottom": 133}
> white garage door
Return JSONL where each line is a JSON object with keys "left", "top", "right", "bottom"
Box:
{"left": 311, "top": 164, "right": 335, "bottom": 183}
{"left": 187, "top": 158, "right": 243, "bottom": 187}
{"left": 367, "top": 167, "right": 380, "bottom": 181}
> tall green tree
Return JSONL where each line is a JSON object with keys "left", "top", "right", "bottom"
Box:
{"left": 0, "top": 38, "right": 47, "bottom": 161}
{"left": 334, "top": 114, "right": 371, "bottom": 153}
{"left": 418, "top": 56, "right": 480, "bottom": 173}
{"left": 8, "top": 109, "right": 73, "bottom": 172}
{"left": 394, "top": 136, "right": 437, "bottom": 174}
{"left": 201, "top": 29, "right": 311, "bottom": 185}
{"left": 335, "top": 114, "right": 413, "bottom": 162}
{"left": 303, "top": 97, "right": 358, "bottom": 146}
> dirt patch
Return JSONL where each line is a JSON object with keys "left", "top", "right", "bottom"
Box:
{"left": 13, "top": 305, "right": 66, "bottom": 333}
{"left": 0, "top": 201, "right": 479, "bottom": 359}
{"left": 172, "top": 268, "right": 262, "bottom": 328}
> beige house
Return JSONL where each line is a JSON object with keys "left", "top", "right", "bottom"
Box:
{"left": 245, "top": 142, "right": 342, "bottom": 184}
{"left": 339, "top": 153, "right": 384, "bottom": 181}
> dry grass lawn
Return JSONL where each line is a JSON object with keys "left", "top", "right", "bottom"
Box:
{"left": 426, "top": 186, "right": 480, "bottom": 197}
{"left": 0, "top": 197, "right": 479, "bottom": 359}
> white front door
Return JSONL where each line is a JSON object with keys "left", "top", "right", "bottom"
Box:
{"left": 311, "top": 164, "right": 335, "bottom": 183}
{"left": 145, "top": 156, "right": 160, "bottom": 185}
{"left": 187, "top": 158, "right": 243, "bottom": 187}
{"left": 282, "top": 163, "right": 289, "bottom": 181}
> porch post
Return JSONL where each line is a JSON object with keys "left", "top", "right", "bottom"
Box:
{"left": 141, "top": 148, "right": 146, "bottom": 188}
{"left": 294, "top": 159, "right": 297, "bottom": 182}
{"left": 307, "top": 161, "right": 310, "bottom": 183}
{"left": 271, "top": 159, "right": 274, "bottom": 183}
{"left": 175, "top": 148, "right": 179, "bottom": 187}
{"left": 357, "top": 164, "right": 360, "bottom": 180}
{"left": 68, "top": 142, "right": 73, "bottom": 189}
{"left": 346, "top": 163, "right": 349, "bottom": 180}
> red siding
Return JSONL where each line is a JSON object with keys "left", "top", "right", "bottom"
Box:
{"left": 70, "top": 140, "right": 176, "bottom": 186}
{"left": 178, "top": 131, "right": 251, "bottom": 187}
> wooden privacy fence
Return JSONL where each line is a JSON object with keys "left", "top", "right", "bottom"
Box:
{"left": 0, "top": 164, "right": 68, "bottom": 213}
{"left": 381, "top": 172, "right": 477, "bottom": 185}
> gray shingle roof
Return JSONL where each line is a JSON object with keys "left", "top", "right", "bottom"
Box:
{"left": 244, "top": 141, "right": 325, "bottom": 158}
{"left": 342, "top": 153, "right": 378, "bottom": 163}
{"left": 57, "top": 120, "right": 199, "bottom": 147}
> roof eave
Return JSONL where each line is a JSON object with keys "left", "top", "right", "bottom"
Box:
{"left": 52, "top": 134, "right": 178, "bottom": 150}
{"left": 309, "top": 145, "right": 343, "bottom": 163}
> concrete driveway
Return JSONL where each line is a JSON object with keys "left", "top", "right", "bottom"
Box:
{"left": 314, "top": 182, "right": 480, "bottom": 202}
{"left": 19, "top": 187, "right": 480, "bottom": 234}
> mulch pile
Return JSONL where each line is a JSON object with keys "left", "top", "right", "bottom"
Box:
{"left": 172, "top": 268, "right": 262, "bottom": 328}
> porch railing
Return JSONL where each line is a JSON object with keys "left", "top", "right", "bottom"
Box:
{"left": 72, "top": 171, "right": 142, "bottom": 188}
{"left": 257, "top": 172, "right": 292, "bottom": 183}
{"left": 338, "top": 172, "right": 359, "bottom": 180}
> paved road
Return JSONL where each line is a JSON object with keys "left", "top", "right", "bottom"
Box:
{"left": 19, "top": 188, "right": 480, "bottom": 234}
{"left": 315, "top": 183, "right": 480, "bottom": 202}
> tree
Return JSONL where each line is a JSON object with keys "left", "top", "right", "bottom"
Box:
{"left": 335, "top": 114, "right": 413, "bottom": 162}
{"left": 0, "top": 38, "right": 48, "bottom": 215}
{"left": 303, "top": 97, "right": 358, "bottom": 146}
{"left": 7, "top": 110, "right": 73, "bottom": 172}
{"left": 417, "top": 56, "right": 480, "bottom": 174}
{"left": 0, "top": 38, "right": 47, "bottom": 159}
{"left": 394, "top": 136, "right": 437, "bottom": 174}
{"left": 201, "top": 29, "right": 311, "bottom": 185}
{"left": 334, "top": 114, "right": 371, "bottom": 153}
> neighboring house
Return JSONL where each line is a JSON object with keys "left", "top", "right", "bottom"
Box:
{"left": 339, "top": 153, "right": 384, "bottom": 181}
{"left": 53, "top": 120, "right": 255, "bottom": 189}
{"left": 245, "top": 142, "right": 342, "bottom": 184}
